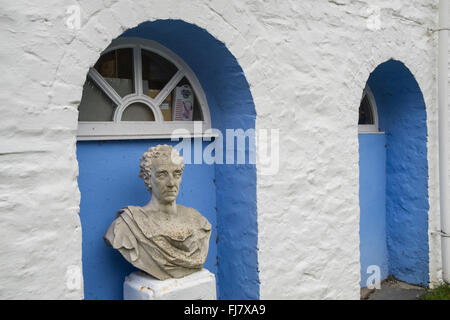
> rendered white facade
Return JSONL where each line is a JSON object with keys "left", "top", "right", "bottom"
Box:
{"left": 0, "top": 0, "right": 446, "bottom": 299}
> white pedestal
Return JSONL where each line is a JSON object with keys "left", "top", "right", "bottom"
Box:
{"left": 123, "top": 269, "right": 216, "bottom": 300}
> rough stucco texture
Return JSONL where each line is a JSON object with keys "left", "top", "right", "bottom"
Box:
{"left": 0, "top": 0, "right": 442, "bottom": 299}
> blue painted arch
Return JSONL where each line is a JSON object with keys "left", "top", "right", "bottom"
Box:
{"left": 359, "top": 59, "right": 429, "bottom": 286}
{"left": 77, "top": 20, "right": 259, "bottom": 299}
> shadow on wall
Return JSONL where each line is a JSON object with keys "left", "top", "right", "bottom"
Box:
{"left": 360, "top": 59, "right": 429, "bottom": 286}
{"left": 77, "top": 20, "right": 259, "bottom": 300}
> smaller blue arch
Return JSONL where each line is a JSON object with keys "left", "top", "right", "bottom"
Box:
{"left": 366, "top": 59, "right": 429, "bottom": 286}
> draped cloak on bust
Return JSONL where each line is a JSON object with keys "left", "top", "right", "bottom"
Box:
{"left": 104, "top": 205, "right": 211, "bottom": 280}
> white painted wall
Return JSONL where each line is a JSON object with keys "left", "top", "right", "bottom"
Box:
{"left": 0, "top": 0, "right": 442, "bottom": 299}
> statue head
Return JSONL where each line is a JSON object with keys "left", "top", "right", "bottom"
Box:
{"left": 139, "top": 145, "right": 184, "bottom": 204}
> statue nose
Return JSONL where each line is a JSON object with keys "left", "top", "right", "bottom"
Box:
{"left": 167, "top": 176, "right": 175, "bottom": 186}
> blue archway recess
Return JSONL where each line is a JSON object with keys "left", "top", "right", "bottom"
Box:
{"left": 77, "top": 20, "right": 259, "bottom": 299}
{"left": 365, "top": 59, "right": 429, "bottom": 286}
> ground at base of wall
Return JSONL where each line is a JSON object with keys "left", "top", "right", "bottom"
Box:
{"left": 420, "top": 283, "right": 450, "bottom": 300}
{"left": 360, "top": 276, "right": 426, "bottom": 300}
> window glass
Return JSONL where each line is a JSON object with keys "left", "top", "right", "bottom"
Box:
{"left": 94, "top": 48, "right": 134, "bottom": 97}
{"left": 77, "top": 39, "right": 211, "bottom": 140}
{"left": 121, "top": 102, "right": 155, "bottom": 121}
{"left": 78, "top": 77, "right": 116, "bottom": 121}
{"left": 147, "top": 88, "right": 173, "bottom": 122}
{"left": 142, "top": 49, "right": 178, "bottom": 96}
{"left": 358, "top": 95, "right": 374, "bottom": 125}
{"left": 169, "top": 77, "right": 203, "bottom": 121}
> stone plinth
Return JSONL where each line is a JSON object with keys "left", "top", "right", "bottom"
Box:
{"left": 123, "top": 269, "right": 216, "bottom": 300}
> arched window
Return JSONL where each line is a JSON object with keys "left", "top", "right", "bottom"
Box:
{"left": 77, "top": 37, "right": 211, "bottom": 140}
{"left": 358, "top": 85, "right": 379, "bottom": 133}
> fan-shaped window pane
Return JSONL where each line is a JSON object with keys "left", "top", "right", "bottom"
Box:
{"left": 78, "top": 77, "right": 116, "bottom": 121}
{"left": 94, "top": 48, "right": 134, "bottom": 97}
{"left": 170, "top": 77, "right": 203, "bottom": 121}
{"left": 147, "top": 89, "right": 172, "bottom": 121}
{"left": 121, "top": 103, "right": 155, "bottom": 121}
{"left": 77, "top": 38, "right": 212, "bottom": 140}
{"left": 358, "top": 95, "right": 374, "bottom": 125}
{"left": 142, "top": 49, "right": 178, "bottom": 96}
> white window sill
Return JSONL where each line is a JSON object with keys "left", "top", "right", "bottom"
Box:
{"left": 77, "top": 121, "right": 219, "bottom": 141}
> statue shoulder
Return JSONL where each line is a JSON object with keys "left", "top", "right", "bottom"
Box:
{"left": 177, "top": 204, "right": 211, "bottom": 230}
{"left": 103, "top": 208, "right": 137, "bottom": 249}
{"left": 176, "top": 204, "right": 202, "bottom": 218}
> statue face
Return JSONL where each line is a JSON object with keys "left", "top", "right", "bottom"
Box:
{"left": 149, "top": 162, "right": 183, "bottom": 204}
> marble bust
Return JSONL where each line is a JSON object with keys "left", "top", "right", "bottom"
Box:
{"left": 104, "top": 145, "right": 211, "bottom": 280}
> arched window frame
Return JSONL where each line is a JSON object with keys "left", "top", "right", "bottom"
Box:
{"left": 77, "top": 37, "right": 212, "bottom": 140}
{"left": 358, "top": 85, "right": 380, "bottom": 133}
